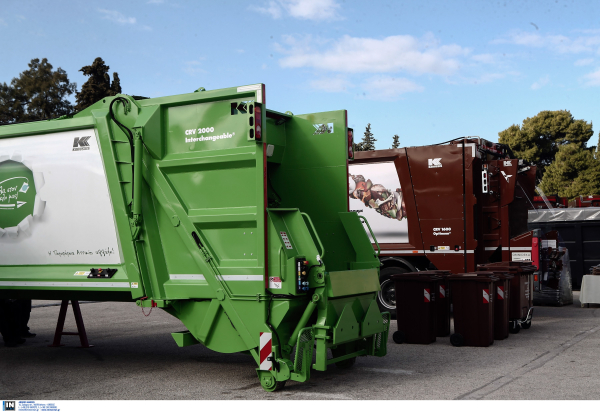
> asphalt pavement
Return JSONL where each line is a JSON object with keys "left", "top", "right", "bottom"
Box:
{"left": 1, "top": 292, "right": 599, "bottom": 400}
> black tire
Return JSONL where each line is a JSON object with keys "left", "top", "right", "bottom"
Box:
{"left": 450, "top": 333, "right": 464, "bottom": 347}
{"left": 521, "top": 320, "right": 531, "bottom": 330}
{"left": 392, "top": 331, "right": 405, "bottom": 344}
{"left": 378, "top": 267, "right": 408, "bottom": 318}
{"left": 335, "top": 357, "right": 356, "bottom": 369}
{"left": 509, "top": 322, "right": 521, "bottom": 334}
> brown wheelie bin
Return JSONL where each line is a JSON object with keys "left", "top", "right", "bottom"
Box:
{"left": 478, "top": 261, "right": 536, "bottom": 333}
{"left": 391, "top": 272, "right": 441, "bottom": 344}
{"left": 431, "top": 270, "right": 452, "bottom": 337}
{"left": 478, "top": 271, "right": 513, "bottom": 340}
{"left": 448, "top": 273, "right": 498, "bottom": 347}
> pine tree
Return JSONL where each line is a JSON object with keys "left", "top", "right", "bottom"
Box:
{"left": 540, "top": 143, "right": 600, "bottom": 198}
{"left": 356, "top": 123, "right": 376, "bottom": 151}
{"left": 391, "top": 134, "right": 400, "bottom": 149}
{"left": 498, "top": 110, "right": 593, "bottom": 175}
{"left": 75, "top": 58, "right": 122, "bottom": 112}
{"left": 0, "top": 58, "right": 76, "bottom": 124}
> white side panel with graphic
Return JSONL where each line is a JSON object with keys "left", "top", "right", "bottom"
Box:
{"left": 0, "top": 129, "right": 123, "bottom": 265}
{"left": 348, "top": 161, "right": 409, "bottom": 244}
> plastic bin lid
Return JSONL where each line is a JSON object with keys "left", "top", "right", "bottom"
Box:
{"left": 474, "top": 268, "right": 515, "bottom": 279}
{"left": 472, "top": 270, "right": 514, "bottom": 280}
{"left": 391, "top": 273, "right": 443, "bottom": 282}
{"left": 448, "top": 273, "right": 499, "bottom": 282}
{"left": 477, "top": 262, "right": 536, "bottom": 273}
{"left": 405, "top": 270, "right": 453, "bottom": 276}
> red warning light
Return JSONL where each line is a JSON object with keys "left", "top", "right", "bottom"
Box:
{"left": 347, "top": 128, "right": 354, "bottom": 159}
{"left": 254, "top": 104, "right": 262, "bottom": 140}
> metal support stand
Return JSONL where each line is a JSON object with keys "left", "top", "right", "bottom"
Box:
{"left": 48, "top": 300, "right": 94, "bottom": 348}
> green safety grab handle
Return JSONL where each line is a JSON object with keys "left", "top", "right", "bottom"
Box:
{"left": 358, "top": 215, "right": 380, "bottom": 257}
{"left": 300, "top": 212, "right": 325, "bottom": 260}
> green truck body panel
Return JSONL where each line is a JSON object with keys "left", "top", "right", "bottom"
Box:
{"left": 0, "top": 84, "right": 388, "bottom": 390}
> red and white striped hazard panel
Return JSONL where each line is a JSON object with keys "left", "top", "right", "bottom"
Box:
{"left": 424, "top": 288, "right": 431, "bottom": 303}
{"left": 497, "top": 286, "right": 505, "bottom": 300}
{"left": 259, "top": 332, "right": 272, "bottom": 371}
{"left": 483, "top": 289, "right": 490, "bottom": 304}
{"left": 439, "top": 285, "right": 446, "bottom": 298}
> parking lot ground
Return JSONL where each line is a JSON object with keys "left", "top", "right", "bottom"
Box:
{"left": 1, "top": 292, "right": 599, "bottom": 400}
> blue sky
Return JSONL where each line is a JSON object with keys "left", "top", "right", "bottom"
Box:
{"left": 1, "top": 0, "right": 599, "bottom": 149}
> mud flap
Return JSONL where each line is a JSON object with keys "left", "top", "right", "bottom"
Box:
{"left": 291, "top": 327, "right": 314, "bottom": 382}
{"left": 371, "top": 312, "right": 390, "bottom": 357}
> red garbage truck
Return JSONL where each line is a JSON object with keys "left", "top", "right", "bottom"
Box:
{"left": 349, "top": 137, "right": 538, "bottom": 315}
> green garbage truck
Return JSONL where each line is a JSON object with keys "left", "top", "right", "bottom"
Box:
{"left": 0, "top": 84, "right": 389, "bottom": 391}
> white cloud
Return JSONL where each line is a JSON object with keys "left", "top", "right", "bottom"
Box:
{"left": 471, "top": 54, "right": 497, "bottom": 65}
{"left": 277, "top": 33, "right": 470, "bottom": 76}
{"left": 464, "top": 72, "right": 510, "bottom": 85}
{"left": 575, "top": 58, "right": 594, "bottom": 66}
{"left": 493, "top": 30, "right": 600, "bottom": 54}
{"left": 253, "top": 2, "right": 282, "bottom": 19}
{"left": 531, "top": 75, "right": 550, "bottom": 90}
{"left": 183, "top": 60, "right": 206, "bottom": 76}
{"left": 583, "top": 69, "right": 600, "bottom": 86}
{"left": 252, "top": 0, "right": 341, "bottom": 21}
{"left": 98, "top": 9, "right": 137, "bottom": 25}
{"left": 310, "top": 77, "right": 352, "bottom": 93}
{"left": 361, "top": 76, "right": 423, "bottom": 101}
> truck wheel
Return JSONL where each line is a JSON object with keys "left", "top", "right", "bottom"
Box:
{"left": 378, "top": 267, "right": 407, "bottom": 318}
{"left": 509, "top": 322, "right": 521, "bottom": 334}
{"left": 450, "top": 333, "right": 464, "bottom": 347}
{"left": 392, "top": 331, "right": 405, "bottom": 344}
{"left": 260, "top": 375, "right": 287, "bottom": 392}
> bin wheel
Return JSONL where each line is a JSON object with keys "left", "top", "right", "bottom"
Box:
{"left": 260, "top": 375, "right": 287, "bottom": 392}
{"left": 392, "top": 331, "right": 405, "bottom": 344}
{"left": 335, "top": 357, "right": 356, "bottom": 369}
{"left": 450, "top": 333, "right": 464, "bottom": 347}
{"left": 521, "top": 320, "right": 531, "bottom": 330}
{"left": 509, "top": 322, "right": 521, "bottom": 334}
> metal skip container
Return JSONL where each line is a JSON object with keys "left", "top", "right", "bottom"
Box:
{"left": 0, "top": 84, "right": 389, "bottom": 391}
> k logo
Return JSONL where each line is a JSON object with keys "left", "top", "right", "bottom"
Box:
{"left": 73, "top": 136, "right": 91, "bottom": 151}
{"left": 73, "top": 136, "right": 90, "bottom": 147}
{"left": 428, "top": 158, "right": 442, "bottom": 168}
